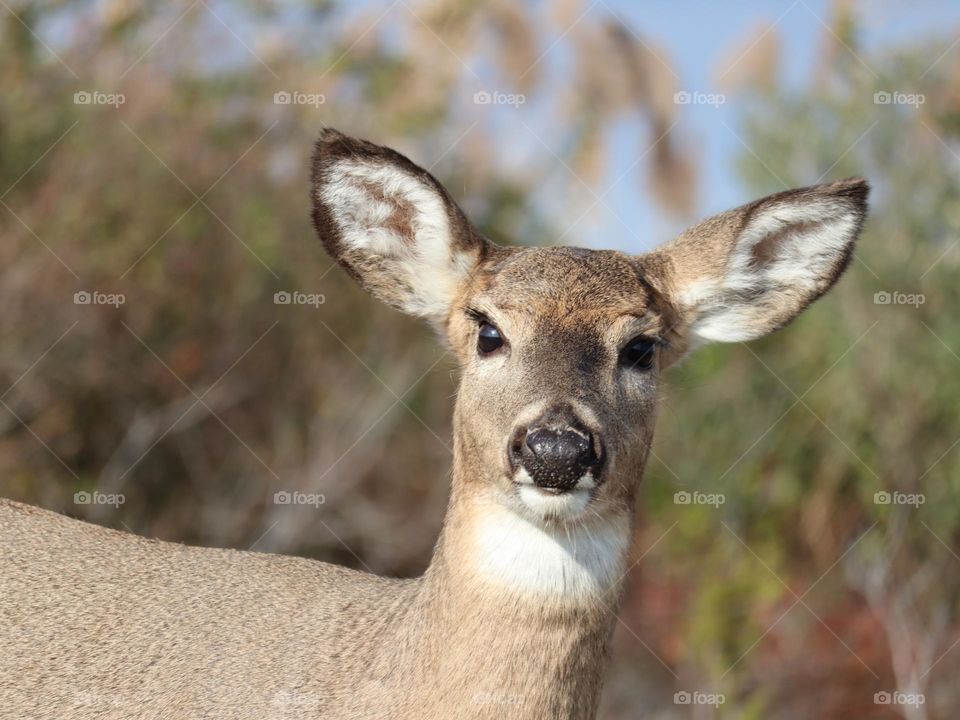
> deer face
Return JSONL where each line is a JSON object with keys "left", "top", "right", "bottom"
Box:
{"left": 446, "top": 247, "right": 664, "bottom": 524}
{"left": 312, "top": 129, "right": 868, "bottom": 528}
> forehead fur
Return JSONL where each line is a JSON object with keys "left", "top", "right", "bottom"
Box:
{"left": 477, "top": 247, "right": 656, "bottom": 317}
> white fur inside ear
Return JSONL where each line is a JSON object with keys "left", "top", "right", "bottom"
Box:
{"left": 683, "top": 199, "right": 858, "bottom": 344}
{"left": 321, "top": 160, "right": 473, "bottom": 319}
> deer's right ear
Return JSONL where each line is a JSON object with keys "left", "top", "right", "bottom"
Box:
{"left": 640, "top": 178, "right": 869, "bottom": 350}
{"left": 311, "top": 129, "right": 492, "bottom": 327}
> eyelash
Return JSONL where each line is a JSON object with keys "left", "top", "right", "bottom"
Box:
{"left": 619, "top": 335, "right": 668, "bottom": 353}
{"left": 465, "top": 308, "right": 488, "bottom": 325}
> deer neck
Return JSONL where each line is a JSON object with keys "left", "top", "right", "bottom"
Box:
{"left": 393, "top": 462, "right": 634, "bottom": 718}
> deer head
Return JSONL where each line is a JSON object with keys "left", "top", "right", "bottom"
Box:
{"left": 311, "top": 129, "right": 867, "bottom": 537}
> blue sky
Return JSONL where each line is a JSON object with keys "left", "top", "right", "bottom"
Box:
{"left": 42, "top": 0, "right": 960, "bottom": 251}
{"left": 212, "top": 0, "right": 960, "bottom": 251}
{"left": 574, "top": 0, "right": 960, "bottom": 250}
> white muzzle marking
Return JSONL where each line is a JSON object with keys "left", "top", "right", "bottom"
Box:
{"left": 512, "top": 467, "right": 596, "bottom": 520}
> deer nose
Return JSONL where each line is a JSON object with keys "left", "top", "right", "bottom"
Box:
{"left": 512, "top": 424, "right": 602, "bottom": 492}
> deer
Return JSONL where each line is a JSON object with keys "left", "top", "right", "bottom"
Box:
{"left": 0, "top": 128, "right": 868, "bottom": 720}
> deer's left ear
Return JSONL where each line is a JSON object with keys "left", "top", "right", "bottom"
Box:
{"left": 311, "top": 129, "right": 495, "bottom": 327}
{"left": 641, "top": 178, "right": 869, "bottom": 347}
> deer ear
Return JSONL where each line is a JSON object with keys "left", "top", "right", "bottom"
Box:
{"left": 311, "top": 129, "right": 493, "bottom": 327}
{"left": 641, "top": 178, "right": 869, "bottom": 347}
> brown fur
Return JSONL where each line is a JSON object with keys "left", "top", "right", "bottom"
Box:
{"left": 0, "top": 130, "right": 868, "bottom": 719}
{"left": 0, "top": 498, "right": 608, "bottom": 719}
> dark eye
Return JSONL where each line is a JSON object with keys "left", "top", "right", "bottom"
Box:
{"left": 477, "top": 322, "right": 504, "bottom": 355}
{"left": 621, "top": 336, "right": 657, "bottom": 371}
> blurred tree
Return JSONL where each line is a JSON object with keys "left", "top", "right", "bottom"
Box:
{"left": 629, "top": 3, "right": 960, "bottom": 718}
{"left": 2, "top": 1, "right": 959, "bottom": 718}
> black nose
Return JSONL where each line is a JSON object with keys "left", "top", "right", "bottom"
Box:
{"left": 512, "top": 423, "right": 602, "bottom": 492}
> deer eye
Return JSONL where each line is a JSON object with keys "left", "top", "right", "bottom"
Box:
{"left": 477, "top": 322, "right": 504, "bottom": 355}
{"left": 620, "top": 336, "right": 657, "bottom": 371}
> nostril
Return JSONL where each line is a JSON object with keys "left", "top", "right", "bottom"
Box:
{"left": 572, "top": 433, "right": 594, "bottom": 466}
{"left": 508, "top": 425, "right": 527, "bottom": 470}
{"left": 576, "top": 428, "right": 604, "bottom": 465}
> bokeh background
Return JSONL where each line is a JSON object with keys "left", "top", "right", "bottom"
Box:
{"left": 2, "top": 0, "right": 959, "bottom": 717}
